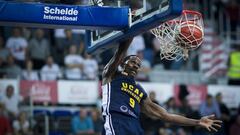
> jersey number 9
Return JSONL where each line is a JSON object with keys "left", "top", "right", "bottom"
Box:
{"left": 129, "top": 98, "right": 135, "bottom": 108}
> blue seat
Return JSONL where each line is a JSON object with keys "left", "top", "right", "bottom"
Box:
{"left": 49, "top": 131, "right": 65, "bottom": 135}
{"left": 73, "top": 111, "right": 80, "bottom": 116}
{"left": 33, "top": 109, "right": 51, "bottom": 116}
{"left": 52, "top": 110, "right": 72, "bottom": 117}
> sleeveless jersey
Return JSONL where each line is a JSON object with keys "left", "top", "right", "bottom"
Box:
{"left": 102, "top": 74, "right": 147, "bottom": 119}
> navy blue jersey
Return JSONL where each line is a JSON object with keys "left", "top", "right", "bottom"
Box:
{"left": 102, "top": 74, "right": 148, "bottom": 119}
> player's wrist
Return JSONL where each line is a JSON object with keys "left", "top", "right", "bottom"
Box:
{"left": 196, "top": 119, "right": 201, "bottom": 126}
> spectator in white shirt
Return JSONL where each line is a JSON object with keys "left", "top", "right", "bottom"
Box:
{"left": 13, "top": 111, "right": 31, "bottom": 135}
{"left": 1, "top": 85, "right": 23, "bottom": 118}
{"left": 22, "top": 60, "right": 39, "bottom": 81}
{"left": 6, "top": 27, "right": 28, "bottom": 68}
{"left": 83, "top": 53, "right": 98, "bottom": 80}
{"left": 64, "top": 45, "right": 83, "bottom": 80}
{"left": 127, "top": 35, "right": 145, "bottom": 56}
{"left": 40, "top": 56, "right": 61, "bottom": 81}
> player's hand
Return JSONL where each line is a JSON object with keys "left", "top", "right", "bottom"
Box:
{"left": 199, "top": 114, "right": 222, "bottom": 132}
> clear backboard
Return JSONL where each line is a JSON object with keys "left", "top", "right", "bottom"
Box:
{"left": 86, "top": 0, "right": 183, "bottom": 54}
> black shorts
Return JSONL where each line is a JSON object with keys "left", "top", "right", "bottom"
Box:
{"left": 102, "top": 113, "right": 144, "bottom": 135}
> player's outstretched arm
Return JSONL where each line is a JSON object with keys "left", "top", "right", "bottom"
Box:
{"left": 102, "top": 38, "right": 133, "bottom": 85}
{"left": 141, "top": 97, "right": 222, "bottom": 132}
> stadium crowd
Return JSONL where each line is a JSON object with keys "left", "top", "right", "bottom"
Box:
{"left": 1, "top": 84, "right": 240, "bottom": 135}
{"left": 0, "top": 0, "right": 238, "bottom": 82}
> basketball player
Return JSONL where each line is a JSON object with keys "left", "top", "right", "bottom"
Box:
{"left": 101, "top": 38, "right": 222, "bottom": 135}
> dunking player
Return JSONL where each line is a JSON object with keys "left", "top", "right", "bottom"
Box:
{"left": 101, "top": 38, "right": 222, "bottom": 135}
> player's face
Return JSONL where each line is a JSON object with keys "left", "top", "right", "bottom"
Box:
{"left": 124, "top": 56, "right": 141, "bottom": 77}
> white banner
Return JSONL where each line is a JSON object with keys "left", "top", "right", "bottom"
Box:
{"left": 140, "top": 82, "right": 174, "bottom": 104}
{"left": 0, "top": 79, "right": 19, "bottom": 100}
{"left": 58, "top": 80, "right": 98, "bottom": 104}
{"left": 208, "top": 85, "right": 240, "bottom": 108}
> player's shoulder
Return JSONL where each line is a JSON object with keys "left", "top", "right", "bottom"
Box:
{"left": 135, "top": 82, "right": 143, "bottom": 87}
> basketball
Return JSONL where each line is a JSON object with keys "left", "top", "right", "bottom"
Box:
{"left": 178, "top": 21, "right": 203, "bottom": 49}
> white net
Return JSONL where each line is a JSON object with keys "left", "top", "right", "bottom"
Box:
{"left": 151, "top": 10, "right": 204, "bottom": 61}
{"left": 89, "top": 0, "right": 104, "bottom": 6}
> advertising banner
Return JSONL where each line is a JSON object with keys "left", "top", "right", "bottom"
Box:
{"left": 141, "top": 82, "right": 174, "bottom": 104}
{"left": 174, "top": 85, "right": 207, "bottom": 108}
{"left": 58, "top": 80, "right": 98, "bottom": 104}
{"left": 20, "top": 81, "right": 58, "bottom": 103}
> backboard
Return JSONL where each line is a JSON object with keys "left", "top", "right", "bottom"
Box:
{"left": 86, "top": 0, "right": 183, "bottom": 54}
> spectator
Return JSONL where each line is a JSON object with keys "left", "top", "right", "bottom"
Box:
{"left": 5, "top": 55, "right": 22, "bottom": 79}
{"left": 53, "top": 29, "right": 66, "bottom": 65}
{"left": 178, "top": 84, "right": 189, "bottom": 105}
{"left": 0, "top": 36, "right": 9, "bottom": 61}
{"left": 71, "top": 29, "right": 85, "bottom": 47}
{"left": 136, "top": 51, "right": 151, "bottom": 81}
{"left": 200, "top": 94, "right": 221, "bottom": 118}
{"left": 13, "top": 111, "right": 31, "bottom": 135}
{"left": 227, "top": 45, "right": 240, "bottom": 85}
{"left": 54, "top": 29, "right": 66, "bottom": 48}
{"left": 179, "top": 99, "right": 198, "bottom": 118}
{"left": 63, "top": 29, "right": 79, "bottom": 47}
{"left": 22, "top": 60, "right": 39, "bottom": 81}
{"left": 71, "top": 108, "right": 94, "bottom": 135}
{"left": 0, "top": 36, "right": 8, "bottom": 77}
{"left": 230, "top": 113, "right": 240, "bottom": 135}
{"left": 127, "top": 35, "right": 145, "bottom": 56}
{"left": 6, "top": 27, "right": 28, "bottom": 68}
{"left": 0, "top": 85, "right": 23, "bottom": 118}
{"left": 0, "top": 103, "right": 12, "bottom": 135}
{"left": 91, "top": 109, "right": 102, "bottom": 135}
{"left": 40, "top": 56, "right": 61, "bottom": 81}
{"left": 216, "top": 92, "right": 230, "bottom": 134}
{"left": 28, "top": 29, "right": 50, "bottom": 69}
{"left": 226, "top": 0, "right": 239, "bottom": 39}
{"left": 164, "top": 97, "right": 179, "bottom": 114}
{"left": 83, "top": 53, "right": 98, "bottom": 80}
{"left": 64, "top": 45, "right": 83, "bottom": 80}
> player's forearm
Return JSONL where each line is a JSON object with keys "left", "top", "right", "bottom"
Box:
{"left": 166, "top": 114, "right": 200, "bottom": 126}
{"left": 149, "top": 101, "right": 199, "bottom": 126}
{"left": 103, "top": 38, "right": 133, "bottom": 77}
{"left": 118, "top": 38, "right": 133, "bottom": 53}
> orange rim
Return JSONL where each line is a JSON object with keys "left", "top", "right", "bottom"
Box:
{"left": 166, "top": 10, "right": 202, "bottom": 24}
{"left": 182, "top": 10, "right": 202, "bottom": 18}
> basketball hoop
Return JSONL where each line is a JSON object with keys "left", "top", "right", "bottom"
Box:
{"left": 151, "top": 10, "right": 204, "bottom": 60}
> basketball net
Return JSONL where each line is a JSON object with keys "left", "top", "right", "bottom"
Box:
{"left": 151, "top": 10, "right": 204, "bottom": 61}
{"left": 89, "top": 0, "right": 104, "bottom": 6}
